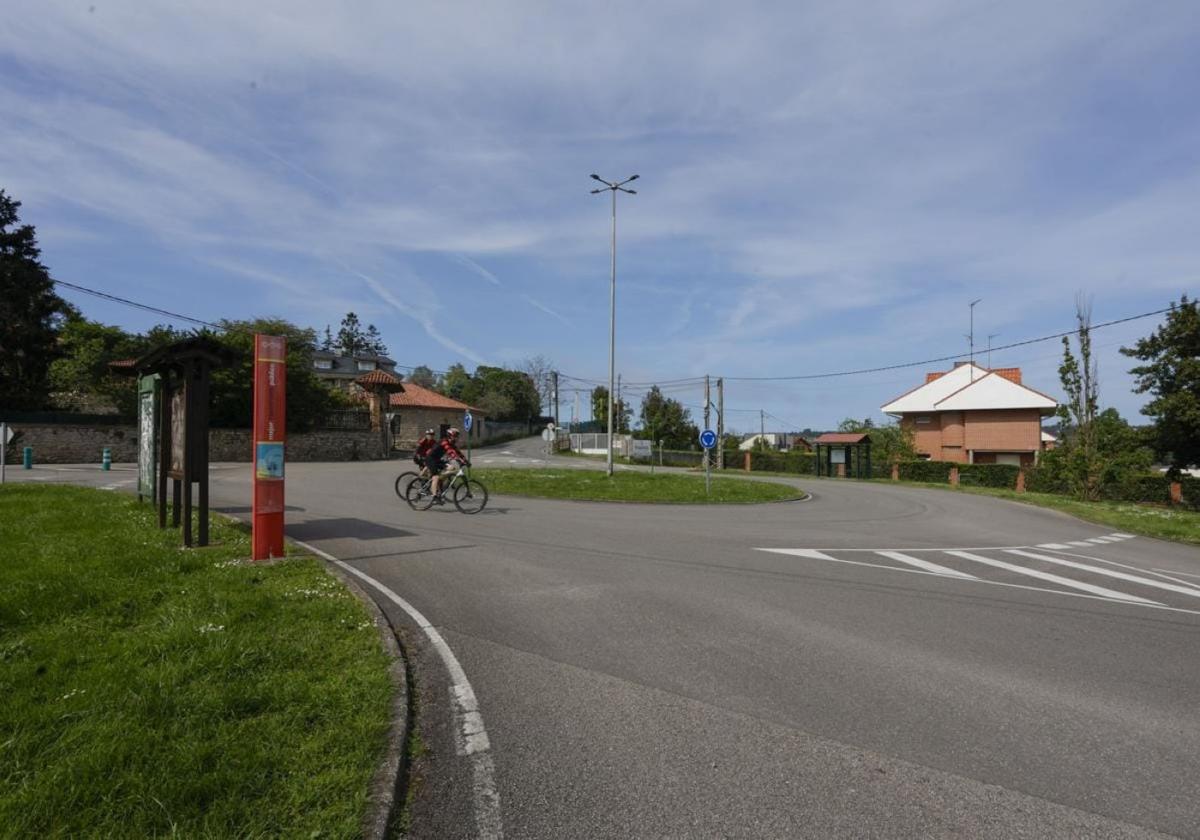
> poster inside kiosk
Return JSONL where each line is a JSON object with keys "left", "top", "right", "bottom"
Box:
{"left": 252, "top": 334, "right": 286, "bottom": 560}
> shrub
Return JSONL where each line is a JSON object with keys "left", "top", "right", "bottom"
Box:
{"left": 897, "top": 460, "right": 955, "bottom": 483}
{"left": 959, "top": 463, "right": 1021, "bottom": 488}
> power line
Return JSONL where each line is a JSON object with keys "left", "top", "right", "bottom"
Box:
{"left": 52, "top": 278, "right": 226, "bottom": 331}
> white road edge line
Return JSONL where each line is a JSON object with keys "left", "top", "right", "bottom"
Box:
{"left": 753, "top": 549, "right": 1200, "bottom": 615}
{"left": 292, "top": 539, "right": 504, "bottom": 840}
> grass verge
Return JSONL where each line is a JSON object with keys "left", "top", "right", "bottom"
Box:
{"left": 472, "top": 467, "right": 802, "bottom": 503}
{"left": 0, "top": 485, "right": 394, "bottom": 837}
{"left": 888, "top": 480, "right": 1200, "bottom": 545}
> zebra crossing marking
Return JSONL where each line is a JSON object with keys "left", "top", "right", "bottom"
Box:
{"left": 944, "top": 551, "right": 1160, "bottom": 604}
{"left": 873, "top": 550, "right": 977, "bottom": 579}
{"left": 1004, "top": 549, "right": 1200, "bottom": 600}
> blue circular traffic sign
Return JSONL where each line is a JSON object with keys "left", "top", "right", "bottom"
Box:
{"left": 463, "top": 411, "right": 473, "bottom": 431}
{"left": 699, "top": 429, "right": 717, "bottom": 449}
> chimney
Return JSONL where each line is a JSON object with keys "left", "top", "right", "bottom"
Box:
{"left": 925, "top": 372, "right": 946, "bottom": 383}
{"left": 994, "top": 368, "right": 1022, "bottom": 385}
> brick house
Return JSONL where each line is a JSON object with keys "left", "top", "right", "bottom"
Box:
{"left": 881, "top": 363, "right": 1057, "bottom": 466}
{"left": 388, "top": 383, "right": 487, "bottom": 450}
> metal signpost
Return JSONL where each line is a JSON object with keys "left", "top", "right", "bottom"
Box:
{"left": 252, "top": 335, "right": 287, "bottom": 561}
{"left": 1, "top": 422, "right": 11, "bottom": 484}
{"left": 463, "top": 410, "right": 473, "bottom": 466}
{"left": 699, "top": 428, "right": 717, "bottom": 496}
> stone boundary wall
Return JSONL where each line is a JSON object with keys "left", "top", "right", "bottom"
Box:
{"left": 4, "top": 423, "right": 386, "bottom": 464}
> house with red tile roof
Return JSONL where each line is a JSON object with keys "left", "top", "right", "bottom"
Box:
{"left": 881, "top": 363, "right": 1057, "bottom": 466}
{"left": 388, "top": 382, "right": 486, "bottom": 449}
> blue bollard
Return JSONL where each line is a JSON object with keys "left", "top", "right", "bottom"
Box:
{"left": 23, "top": 447, "right": 32, "bottom": 469}
{"left": 102, "top": 447, "right": 111, "bottom": 471}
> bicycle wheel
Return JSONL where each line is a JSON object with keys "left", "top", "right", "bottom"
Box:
{"left": 394, "top": 471, "right": 419, "bottom": 501}
{"left": 453, "top": 478, "right": 489, "bottom": 514}
{"left": 406, "top": 477, "right": 437, "bottom": 511}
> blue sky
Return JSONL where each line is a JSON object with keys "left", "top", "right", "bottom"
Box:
{"left": 3, "top": 1, "right": 1197, "bottom": 432}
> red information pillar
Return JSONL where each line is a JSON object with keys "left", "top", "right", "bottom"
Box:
{"left": 252, "top": 334, "right": 286, "bottom": 560}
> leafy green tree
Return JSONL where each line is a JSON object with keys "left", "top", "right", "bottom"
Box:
{"left": 470, "top": 366, "right": 540, "bottom": 421}
{"left": 638, "top": 385, "right": 698, "bottom": 449}
{"left": 835, "top": 416, "right": 914, "bottom": 465}
{"left": 408, "top": 365, "right": 437, "bottom": 388}
{"left": 1057, "top": 298, "right": 1103, "bottom": 499}
{"left": 48, "top": 316, "right": 145, "bottom": 416}
{"left": 0, "top": 190, "right": 76, "bottom": 409}
{"left": 439, "top": 363, "right": 473, "bottom": 400}
{"left": 590, "top": 385, "right": 632, "bottom": 432}
{"left": 1121, "top": 295, "right": 1200, "bottom": 476}
{"left": 208, "top": 319, "right": 350, "bottom": 432}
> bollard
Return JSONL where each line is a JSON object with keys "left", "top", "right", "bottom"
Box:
{"left": 23, "top": 447, "right": 33, "bottom": 469}
{"left": 102, "top": 447, "right": 111, "bottom": 471}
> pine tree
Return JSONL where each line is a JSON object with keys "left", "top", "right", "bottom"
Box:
{"left": 0, "top": 190, "right": 75, "bottom": 409}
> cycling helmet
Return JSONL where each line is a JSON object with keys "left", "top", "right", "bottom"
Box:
{"left": 447, "top": 427, "right": 460, "bottom": 437}
{"left": 424, "top": 428, "right": 435, "bottom": 435}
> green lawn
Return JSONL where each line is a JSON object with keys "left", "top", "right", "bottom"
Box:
{"left": 0, "top": 485, "right": 394, "bottom": 837}
{"left": 473, "top": 467, "right": 803, "bottom": 503}
{"left": 887, "top": 480, "right": 1200, "bottom": 546}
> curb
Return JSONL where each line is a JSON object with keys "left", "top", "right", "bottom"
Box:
{"left": 295, "top": 540, "right": 410, "bottom": 840}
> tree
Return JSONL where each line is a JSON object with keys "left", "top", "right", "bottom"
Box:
{"left": 590, "top": 385, "right": 632, "bottom": 432}
{"left": 320, "top": 325, "right": 334, "bottom": 352}
{"left": 471, "top": 366, "right": 540, "bottom": 421}
{"left": 48, "top": 316, "right": 146, "bottom": 416}
{"left": 638, "top": 385, "right": 697, "bottom": 449}
{"left": 364, "top": 324, "right": 388, "bottom": 356}
{"left": 408, "top": 365, "right": 437, "bottom": 388}
{"left": 1058, "top": 297, "right": 1103, "bottom": 499}
{"left": 336, "top": 312, "right": 367, "bottom": 356}
{"left": 835, "top": 416, "right": 914, "bottom": 465}
{"left": 591, "top": 386, "right": 608, "bottom": 425}
{"left": 439, "top": 363, "right": 473, "bottom": 400}
{"left": 209, "top": 319, "right": 351, "bottom": 432}
{"left": 521, "top": 355, "right": 555, "bottom": 415}
{"left": 1121, "top": 295, "right": 1200, "bottom": 476}
{"left": 0, "top": 190, "right": 75, "bottom": 410}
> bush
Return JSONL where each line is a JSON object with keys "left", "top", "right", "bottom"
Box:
{"left": 897, "top": 460, "right": 955, "bottom": 483}
{"left": 959, "top": 463, "right": 1021, "bottom": 488}
{"left": 745, "top": 451, "right": 816, "bottom": 474}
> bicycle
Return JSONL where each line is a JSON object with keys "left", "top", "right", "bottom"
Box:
{"left": 405, "top": 462, "right": 489, "bottom": 514}
{"left": 394, "top": 463, "right": 430, "bottom": 501}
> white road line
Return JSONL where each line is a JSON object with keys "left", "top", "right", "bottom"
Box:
{"left": 1005, "top": 550, "right": 1200, "bottom": 600}
{"left": 753, "top": 548, "right": 1200, "bottom": 615}
{"left": 1037, "top": 543, "right": 1072, "bottom": 550}
{"left": 874, "top": 551, "right": 977, "bottom": 579}
{"left": 1086, "top": 537, "right": 1114, "bottom": 544}
{"left": 1158, "top": 568, "right": 1200, "bottom": 582}
{"left": 945, "top": 551, "right": 1160, "bottom": 605}
{"left": 1112, "top": 533, "right": 1135, "bottom": 539}
{"left": 1068, "top": 541, "right": 1095, "bottom": 548}
{"left": 292, "top": 539, "right": 504, "bottom": 840}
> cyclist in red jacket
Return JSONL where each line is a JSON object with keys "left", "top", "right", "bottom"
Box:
{"left": 429, "top": 428, "right": 470, "bottom": 502}
{"left": 413, "top": 428, "right": 438, "bottom": 474}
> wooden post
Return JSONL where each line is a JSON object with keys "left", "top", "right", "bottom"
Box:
{"left": 891, "top": 461, "right": 899, "bottom": 481}
{"left": 1015, "top": 469, "right": 1026, "bottom": 494}
{"left": 1170, "top": 481, "right": 1182, "bottom": 505}
{"left": 744, "top": 451, "right": 751, "bottom": 472}
{"left": 949, "top": 466, "right": 959, "bottom": 487}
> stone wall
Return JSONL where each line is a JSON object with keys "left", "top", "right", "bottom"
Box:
{"left": 5, "top": 423, "right": 387, "bottom": 464}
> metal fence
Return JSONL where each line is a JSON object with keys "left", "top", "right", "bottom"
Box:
{"left": 317, "top": 409, "right": 372, "bottom": 431}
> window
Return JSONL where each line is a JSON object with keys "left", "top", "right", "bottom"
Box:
{"left": 357, "top": 360, "right": 376, "bottom": 372}
{"left": 915, "top": 415, "right": 932, "bottom": 424}
{"left": 314, "top": 359, "right": 332, "bottom": 370}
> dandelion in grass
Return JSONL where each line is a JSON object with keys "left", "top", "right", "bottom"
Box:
{"left": 198, "top": 623, "right": 225, "bottom": 634}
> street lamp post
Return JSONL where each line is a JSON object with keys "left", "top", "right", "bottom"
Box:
{"left": 590, "top": 173, "right": 638, "bottom": 477}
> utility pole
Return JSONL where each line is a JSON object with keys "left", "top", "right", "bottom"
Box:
{"left": 552, "top": 371, "right": 559, "bottom": 428}
{"left": 617, "top": 373, "right": 622, "bottom": 435}
{"left": 761, "top": 409, "right": 765, "bottom": 442}
{"left": 703, "top": 375, "right": 711, "bottom": 472}
{"left": 716, "top": 377, "right": 724, "bottom": 470}
{"left": 968, "top": 298, "right": 982, "bottom": 380}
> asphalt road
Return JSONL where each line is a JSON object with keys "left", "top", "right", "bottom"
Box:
{"left": 9, "top": 445, "right": 1200, "bottom": 839}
